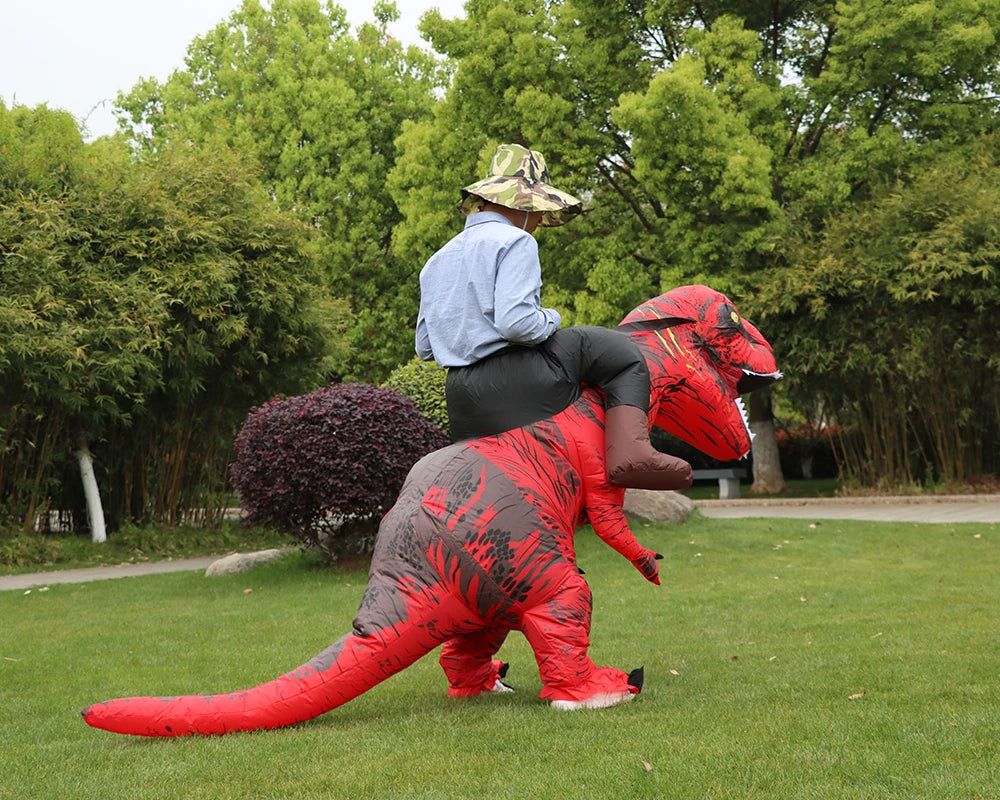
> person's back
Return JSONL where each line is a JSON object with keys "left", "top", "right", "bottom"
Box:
{"left": 417, "top": 209, "right": 558, "bottom": 367}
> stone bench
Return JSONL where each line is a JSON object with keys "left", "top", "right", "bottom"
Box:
{"left": 691, "top": 467, "right": 747, "bottom": 499}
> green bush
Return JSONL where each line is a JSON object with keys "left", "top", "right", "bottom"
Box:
{"left": 383, "top": 357, "right": 450, "bottom": 438}
{"left": 0, "top": 107, "right": 347, "bottom": 533}
{"left": 0, "top": 535, "right": 63, "bottom": 568}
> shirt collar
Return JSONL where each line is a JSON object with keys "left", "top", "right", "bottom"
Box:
{"left": 464, "top": 211, "right": 515, "bottom": 230}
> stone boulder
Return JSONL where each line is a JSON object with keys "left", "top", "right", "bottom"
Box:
{"left": 205, "top": 548, "right": 289, "bottom": 577}
{"left": 622, "top": 489, "right": 695, "bottom": 524}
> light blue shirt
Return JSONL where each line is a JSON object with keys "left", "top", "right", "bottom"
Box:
{"left": 415, "top": 211, "right": 561, "bottom": 367}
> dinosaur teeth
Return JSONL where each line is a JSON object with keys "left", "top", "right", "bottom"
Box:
{"left": 735, "top": 396, "right": 754, "bottom": 441}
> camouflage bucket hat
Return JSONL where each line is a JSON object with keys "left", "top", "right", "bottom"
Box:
{"left": 460, "top": 143, "right": 583, "bottom": 227}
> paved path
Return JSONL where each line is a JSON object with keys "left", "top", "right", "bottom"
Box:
{"left": 0, "top": 556, "right": 221, "bottom": 592}
{"left": 2, "top": 495, "right": 997, "bottom": 593}
{"left": 695, "top": 494, "right": 1000, "bottom": 523}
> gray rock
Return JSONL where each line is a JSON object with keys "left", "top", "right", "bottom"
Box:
{"left": 205, "top": 548, "right": 289, "bottom": 577}
{"left": 622, "top": 489, "right": 695, "bottom": 524}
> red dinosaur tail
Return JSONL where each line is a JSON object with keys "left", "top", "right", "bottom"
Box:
{"left": 82, "top": 579, "right": 458, "bottom": 737}
{"left": 81, "top": 632, "right": 408, "bottom": 736}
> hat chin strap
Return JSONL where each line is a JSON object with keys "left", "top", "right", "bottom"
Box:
{"left": 522, "top": 210, "right": 531, "bottom": 230}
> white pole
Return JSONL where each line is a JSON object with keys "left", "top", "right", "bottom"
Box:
{"left": 76, "top": 436, "right": 107, "bottom": 543}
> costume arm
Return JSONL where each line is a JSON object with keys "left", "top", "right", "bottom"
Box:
{"left": 494, "top": 234, "right": 560, "bottom": 344}
{"left": 568, "top": 403, "right": 661, "bottom": 585}
{"left": 586, "top": 486, "right": 661, "bottom": 585}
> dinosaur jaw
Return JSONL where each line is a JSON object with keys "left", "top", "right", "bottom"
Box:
{"left": 734, "top": 367, "right": 784, "bottom": 442}
{"left": 649, "top": 364, "right": 783, "bottom": 463}
{"left": 737, "top": 368, "right": 784, "bottom": 395}
{"left": 717, "top": 367, "right": 783, "bottom": 458}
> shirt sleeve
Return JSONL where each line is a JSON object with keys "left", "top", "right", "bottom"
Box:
{"left": 415, "top": 312, "right": 434, "bottom": 361}
{"left": 493, "top": 234, "right": 561, "bottom": 345}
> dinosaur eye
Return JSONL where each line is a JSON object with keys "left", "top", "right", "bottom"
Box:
{"left": 730, "top": 311, "right": 740, "bottom": 324}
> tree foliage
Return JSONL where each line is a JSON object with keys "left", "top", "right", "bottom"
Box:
{"left": 0, "top": 103, "right": 346, "bottom": 533}
{"left": 118, "top": 0, "right": 446, "bottom": 381}
{"left": 757, "top": 142, "right": 1000, "bottom": 484}
{"left": 394, "top": 0, "right": 1000, "bottom": 300}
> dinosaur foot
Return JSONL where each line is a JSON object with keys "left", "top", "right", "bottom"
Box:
{"left": 489, "top": 662, "right": 515, "bottom": 694}
{"left": 549, "top": 667, "right": 644, "bottom": 710}
{"left": 550, "top": 692, "right": 635, "bottom": 710}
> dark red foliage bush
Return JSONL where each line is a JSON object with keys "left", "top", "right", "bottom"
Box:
{"left": 230, "top": 383, "right": 449, "bottom": 560}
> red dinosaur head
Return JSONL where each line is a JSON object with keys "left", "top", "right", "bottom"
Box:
{"left": 618, "top": 284, "right": 781, "bottom": 461}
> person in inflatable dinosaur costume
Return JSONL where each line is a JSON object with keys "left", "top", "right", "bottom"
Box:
{"left": 418, "top": 143, "right": 687, "bottom": 491}
{"left": 82, "top": 284, "right": 780, "bottom": 737}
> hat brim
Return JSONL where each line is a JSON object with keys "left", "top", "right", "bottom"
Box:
{"left": 461, "top": 176, "right": 583, "bottom": 227}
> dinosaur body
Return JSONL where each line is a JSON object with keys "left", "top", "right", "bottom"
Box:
{"left": 82, "top": 285, "right": 780, "bottom": 736}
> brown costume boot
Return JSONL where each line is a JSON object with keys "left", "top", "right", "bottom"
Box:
{"left": 604, "top": 404, "right": 693, "bottom": 490}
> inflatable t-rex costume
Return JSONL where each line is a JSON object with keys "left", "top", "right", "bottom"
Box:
{"left": 82, "top": 285, "right": 780, "bottom": 736}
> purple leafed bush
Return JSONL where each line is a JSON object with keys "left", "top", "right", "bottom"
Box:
{"left": 230, "top": 383, "right": 449, "bottom": 560}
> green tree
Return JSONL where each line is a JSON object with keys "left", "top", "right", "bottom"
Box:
{"left": 0, "top": 104, "right": 346, "bottom": 534}
{"left": 391, "top": 0, "right": 1000, "bottom": 489}
{"left": 117, "top": 0, "right": 445, "bottom": 381}
{"left": 756, "top": 141, "right": 1000, "bottom": 485}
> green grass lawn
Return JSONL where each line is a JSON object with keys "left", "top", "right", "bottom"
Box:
{"left": 2, "top": 512, "right": 998, "bottom": 799}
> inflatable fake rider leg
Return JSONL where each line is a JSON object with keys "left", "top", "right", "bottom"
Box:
{"left": 604, "top": 404, "right": 693, "bottom": 490}
{"left": 445, "top": 327, "right": 691, "bottom": 490}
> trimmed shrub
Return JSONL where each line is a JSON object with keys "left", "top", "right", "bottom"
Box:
{"left": 230, "top": 383, "right": 449, "bottom": 561}
{"left": 383, "top": 357, "right": 450, "bottom": 438}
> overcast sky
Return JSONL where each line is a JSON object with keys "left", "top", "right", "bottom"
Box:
{"left": 3, "top": 0, "right": 465, "bottom": 140}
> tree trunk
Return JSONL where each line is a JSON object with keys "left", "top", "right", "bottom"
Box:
{"left": 748, "top": 391, "right": 787, "bottom": 495}
{"left": 76, "top": 434, "right": 107, "bottom": 543}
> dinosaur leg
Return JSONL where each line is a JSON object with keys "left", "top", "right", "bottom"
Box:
{"left": 439, "top": 627, "right": 511, "bottom": 696}
{"left": 518, "top": 569, "right": 639, "bottom": 708}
